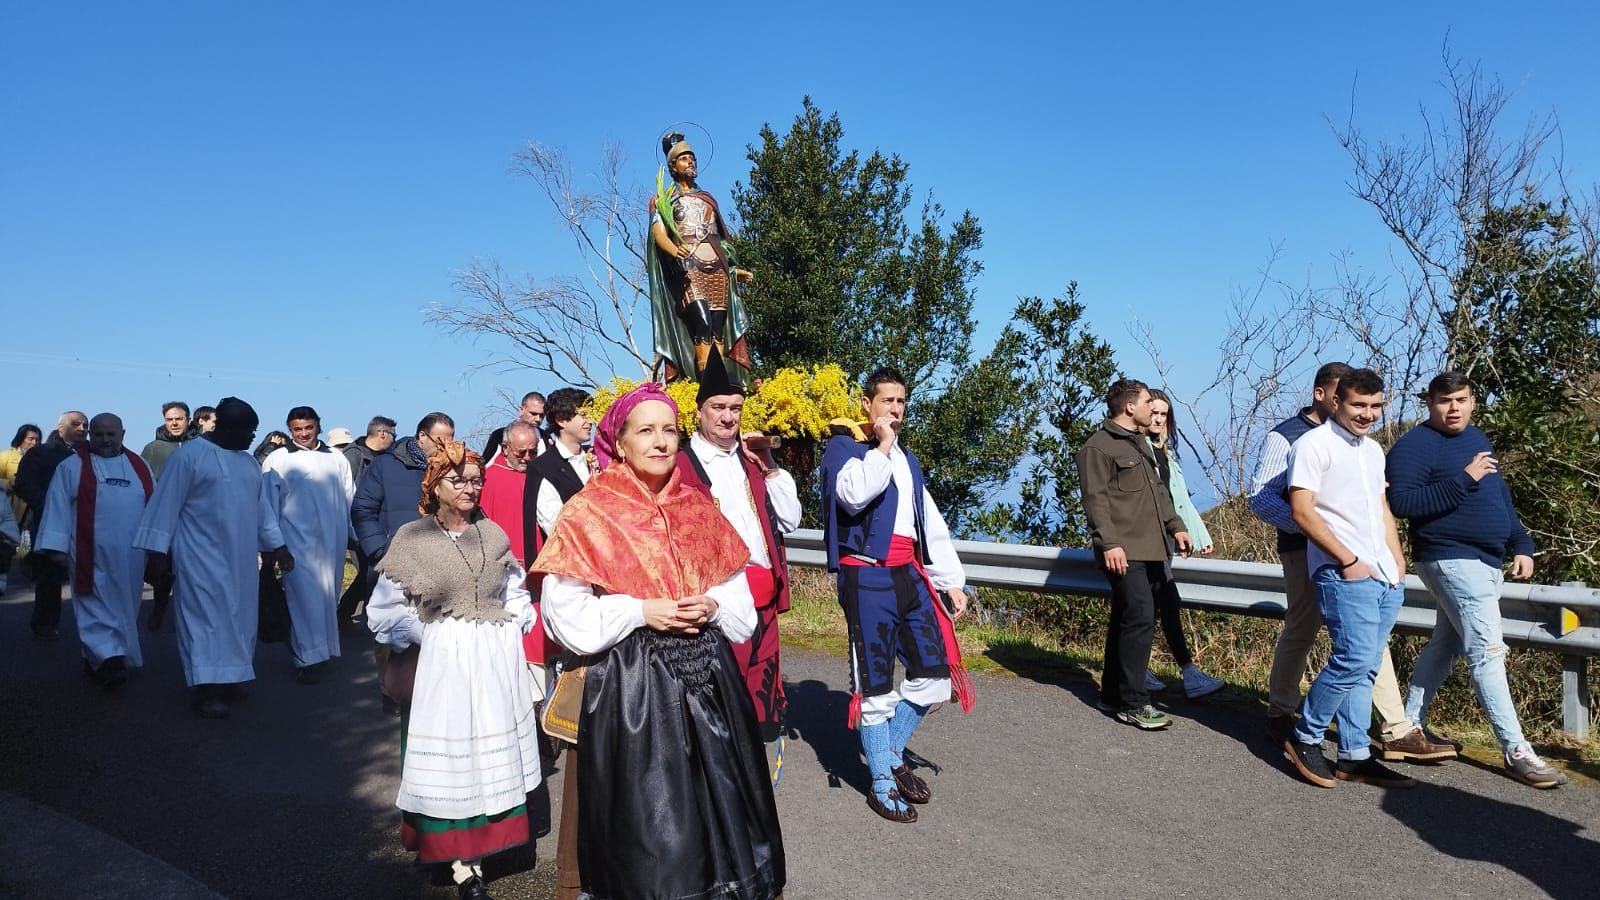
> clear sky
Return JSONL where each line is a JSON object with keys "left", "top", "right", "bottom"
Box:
{"left": 4, "top": 3, "right": 1596, "bottom": 483}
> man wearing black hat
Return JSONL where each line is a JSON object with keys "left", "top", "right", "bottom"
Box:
{"left": 674, "top": 349, "right": 801, "bottom": 742}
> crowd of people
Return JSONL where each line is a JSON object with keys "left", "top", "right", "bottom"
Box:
{"left": 0, "top": 353, "right": 1566, "bottom": 898}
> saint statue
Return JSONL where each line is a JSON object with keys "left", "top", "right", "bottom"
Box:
{"left": 648, "top": 130, "right": 754, "bottom": 388}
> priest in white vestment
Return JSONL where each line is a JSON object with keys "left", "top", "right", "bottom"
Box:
{"left": 262, "top": 406, "right": 355, "bottom": 683}
{"left": 36, "top": 413, "right": 153, "bottom": 689}
{"left": 133, "top": 397, "right": 292, "bottom": 718}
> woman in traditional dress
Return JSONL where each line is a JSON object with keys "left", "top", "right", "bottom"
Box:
{"left": 367, "top": 441, "right": 542, "bottom": 900}
{"left": 534, "top": 383, "right": 784, "bottom": 900}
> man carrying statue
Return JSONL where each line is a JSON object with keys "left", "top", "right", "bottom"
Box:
{"left": 648, "top": 129, "right": 755, "bottom": 389}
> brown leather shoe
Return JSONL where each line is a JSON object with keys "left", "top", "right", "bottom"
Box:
{"left": 1376, "top": 726, "right": 1457, "bottom": 762}
{"left": 892, "top": 764, "right": 931, "bottom": 804}
{"left": 866, "top": 789, "right": 918, "bottom": 823}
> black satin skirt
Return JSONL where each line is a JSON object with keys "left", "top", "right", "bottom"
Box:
{"left": 576, "top": 628, "right": 785, "bottom": 900}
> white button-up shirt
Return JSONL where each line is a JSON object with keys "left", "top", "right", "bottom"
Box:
{"left": 534, "top": 440, "right": 590, "bottom": 535}
{"left": 1288, "top": 420, "right": 1400, "bottom": 584}
{"left": 689, "top": 433, "right": 801, "bottom": 568}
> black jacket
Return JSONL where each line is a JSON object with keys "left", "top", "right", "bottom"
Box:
{"left": 13, "top": 433, "right": 77, "bottom": 530}
{"left": 522, "top": 445, "right": 586, "bottom": 564}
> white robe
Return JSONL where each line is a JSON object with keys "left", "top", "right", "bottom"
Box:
{"left": 262, "top": 443, "right": 355, "bottom": 667}
{"left": 36, "top": 453, "right": 149, "bottom": 667}
{"left": 133, "top": 438, "right": 285, "bottom": 686}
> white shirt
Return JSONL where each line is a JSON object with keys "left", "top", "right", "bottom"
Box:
{"left": 833, "top": 438, "right": 966, "bottom": 590}
{"left": 688, "top": 433, "right": 801, "bottom": 568}
{"left": 1288, "top": 420, "right": 1400, "bottom": 584}
{"left": 540, "top": 569, "right": 756, "bottom": 655}
{"left": 534, "top": 440, "right": 591, "bottom": 535}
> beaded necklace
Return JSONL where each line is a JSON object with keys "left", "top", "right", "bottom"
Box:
{"left": 435, "top": 517, "right": 487, "bottom": 606}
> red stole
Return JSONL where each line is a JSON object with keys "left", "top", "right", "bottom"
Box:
{"left": 839, "top": 534, "right": 975, "bottom": 725}
{"left": 73, "top": 447, "right": 153, "bottom": 594}
{"left": 674, "top": 448, "right": 791, "bottom": 613}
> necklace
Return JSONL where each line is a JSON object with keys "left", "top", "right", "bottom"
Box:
{"left": 435, "top": 517, "right": 487, "bottom": 606}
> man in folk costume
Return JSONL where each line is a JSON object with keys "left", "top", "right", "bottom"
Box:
{"left": 819, "top": 366, "right": 974, "bottom": 823}
{"left": 261, "top": 406, "right": 355, "bottom": 684}
{"left": 36, "top": 413, "right": 153, "bottom": 689}
{"left": 647, "top": 130, "right": 754, "bottom": 387}
{"left": 675, "top": 349, "right": 801, "bottom": 742}
{"left": 134, "top": 397, "right": 293, "bottom": 718}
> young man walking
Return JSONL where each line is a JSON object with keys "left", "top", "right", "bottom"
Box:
{"left": 820, "top": 366, "right": 973, "bottom": 823}
{"left": 1387, "top": 371, "right": 1565, "bottom": 788}
{"left": 1282, "top": 368, "right": 1415, "bottom": 789}
{"left": 1248, "top": 363, "right": 1453, "bottom": 762}
{"left": 1077, "top": 379, "right": 1192, "bottom": 731}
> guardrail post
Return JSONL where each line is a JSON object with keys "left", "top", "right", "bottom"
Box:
{"left": 1561, "top": 581, "right": 1590, "bottom": 740}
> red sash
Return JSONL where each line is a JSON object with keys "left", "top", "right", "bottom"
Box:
{"left": 73, "top": 447, "right": 153, "bottom": 594}
{"left": 839, "top": 534, "right": 975, "bottom": 727}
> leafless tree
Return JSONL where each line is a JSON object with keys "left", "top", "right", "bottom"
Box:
{"left": 425, "top": 141, "right": 652, "bottom": 389}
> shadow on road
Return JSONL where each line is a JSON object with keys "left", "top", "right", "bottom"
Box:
{"left": 1381, "top": 781, "right": 1598, "bottom": 900}
{"left": 784, "top": 678, "right": 869, "bottom": 796}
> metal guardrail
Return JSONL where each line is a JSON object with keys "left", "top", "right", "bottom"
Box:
{"left": 782, "top": 529, "right": 1600, "bottom": 738}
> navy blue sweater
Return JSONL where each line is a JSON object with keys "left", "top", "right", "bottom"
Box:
{"left": 1385, "top": 423, "right": 1534, "bottom": 566}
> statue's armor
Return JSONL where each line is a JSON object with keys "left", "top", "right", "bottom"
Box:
{"left": 674, "top": 193, "right": 729, "bottom": 310}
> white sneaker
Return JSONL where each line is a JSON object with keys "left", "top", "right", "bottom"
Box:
{"left": 1506, "top": 744, "right": 1568, "bottom": 788}
{"left": 1181, "top": 666, "right": 1226, "bottom": 699}
{"left": 1144, "top": 670, "right": 1167, "bottom": 692}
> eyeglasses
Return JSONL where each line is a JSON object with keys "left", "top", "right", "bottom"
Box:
{"left": 377, "top": 430, "right": 396, "bottom": 438}
{"left": 442, "top": 476, "right": 484, "bottom": 489}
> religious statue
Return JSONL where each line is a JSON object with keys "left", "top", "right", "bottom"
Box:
{"left": 647, "top": 130, "right": 754, "bottom": 389}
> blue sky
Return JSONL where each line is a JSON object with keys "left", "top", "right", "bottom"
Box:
{"left": 4, "top": 3, "right": 1596, "bottom": 494}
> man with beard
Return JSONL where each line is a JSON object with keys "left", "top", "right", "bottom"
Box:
{"left": 262, "top": 406, "right": 355, "bottom": 684}
{"left": 14, "top": 410, "right": 88, "bottom": 639}
{"left": 134, "top": 397, "right": 293, "bottom": 718}
{"left": 675, "top": 350, "right": 800, "bottom": 742}
{"left": 37, "top": 413, "right": 153, "bottom": 688}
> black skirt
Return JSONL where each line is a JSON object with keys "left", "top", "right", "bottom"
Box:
{"left": 577, "top": 627, "right": 785, "bottom": 900}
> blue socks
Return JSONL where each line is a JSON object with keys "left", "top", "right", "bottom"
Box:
{"left": 887, "top": 699, "right": 929, "bottom": 761}
{"left": 859, "top": 722, "right": 906, "bottom": 813}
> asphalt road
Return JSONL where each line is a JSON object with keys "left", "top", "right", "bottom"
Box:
{"left": 2, "top": 587, "right": 1597, "bottom": 899}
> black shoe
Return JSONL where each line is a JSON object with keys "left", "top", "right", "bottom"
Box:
{"left": 1283, "top": 739, "right": 1337, "bottom": 788}
{"left": 194, "top": 697, "right": 230, "bottom": 719}
{"left": 97, "top": 657, "right": 128, "bottom": 691}
{"left": 382, "top": 694, "right": 402, "bottom": 717}
{"left": 32, "top": 625, "right": 59, "bottom": 640}
{"left": 457, "top": 874, "right": 493, "bottom": 900}
{"left": 296, "top": 663, "right": 324, "bottom": 685}
{"left": 1335, "top": 757, "right": 1417, "bottom": 789}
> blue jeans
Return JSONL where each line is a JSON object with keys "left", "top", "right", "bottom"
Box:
{"left": 1404, "top": 558, "right": 1525, "bottom": 752}
{"left": 1293, "top": 566, "right": 1404, "bottom": 760}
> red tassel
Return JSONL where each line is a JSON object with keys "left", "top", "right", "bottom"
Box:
{"left": 847, "top": 693, "right": 863, "bottom": 730}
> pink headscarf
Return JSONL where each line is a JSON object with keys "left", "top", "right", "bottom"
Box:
{"left": 593, "top": 383, "right": 678, "bottom": 471}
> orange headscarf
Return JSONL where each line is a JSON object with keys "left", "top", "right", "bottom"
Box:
{"left": 419, "top": 441, "right": 483, "bottom": 516}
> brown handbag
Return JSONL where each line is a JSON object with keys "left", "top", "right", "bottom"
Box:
{"left": 379, "top": 644, "right": 420, "bottom": 708}
{"left": 539, "top": 665, "right": 586, "bottom": 744}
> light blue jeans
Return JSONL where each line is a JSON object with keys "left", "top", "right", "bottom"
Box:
{"left": 1293, "top": 566, "right": 1404, "bottom": 760}
{"left": 1404, "top": 558, "right": 1525, "bottom": 752}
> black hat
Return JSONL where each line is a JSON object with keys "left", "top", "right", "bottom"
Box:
{"left": 695, "top": 346, "right": 742, "bottom": 406}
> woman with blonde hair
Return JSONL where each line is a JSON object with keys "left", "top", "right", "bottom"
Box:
{"left": 1144, "top": 389, "right": 1224, "bottom": 699}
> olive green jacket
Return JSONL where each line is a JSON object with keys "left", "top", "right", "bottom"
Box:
{"left": 1076, "top": 420, "right": 1185, "bottom": 561}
